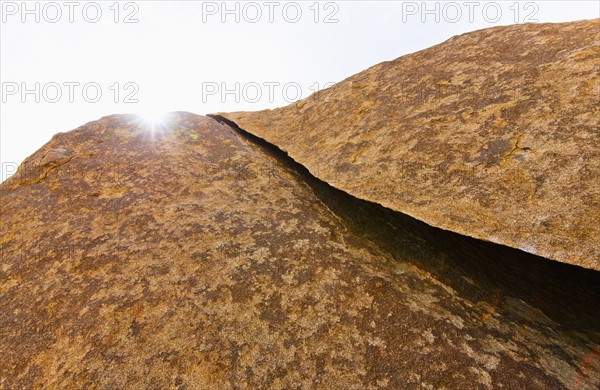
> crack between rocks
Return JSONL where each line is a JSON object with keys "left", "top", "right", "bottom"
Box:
{"left": 208, "top": 114, "right": 600, "bottom": 336}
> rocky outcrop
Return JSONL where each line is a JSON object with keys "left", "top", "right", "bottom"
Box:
{"left": 1, "top": 113, "right": 599, "bottom": 388}
{"left": 217, "top": 19, "right": 600, "bottom": 270}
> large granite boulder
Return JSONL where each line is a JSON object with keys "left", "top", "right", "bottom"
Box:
{"left": 1, "top": 113, "right": 599, "bottom": 388}
{"left": 217, "top": 19, "right": 600, "bottom": 270}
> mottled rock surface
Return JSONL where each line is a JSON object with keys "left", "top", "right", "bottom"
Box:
{"left": 1, "top": 113, "right": 599, "bottom": 388}
{"left": 218, "top": 19, "right": 600, "bottom": 270}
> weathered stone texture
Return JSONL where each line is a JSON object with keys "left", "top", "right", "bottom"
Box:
{"left": 219, "top": 19, "right": 600, "bottom": 270}
{"left": 1, "top": 113, "right": 599, "bottom": 389}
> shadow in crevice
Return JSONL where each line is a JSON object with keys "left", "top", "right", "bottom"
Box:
{"left": 209, "top": 114, "right": 600, "bottom": 337}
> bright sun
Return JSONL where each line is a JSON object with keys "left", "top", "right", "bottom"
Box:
{"left": 136, "top": 110, "right": 171, "bottom": 133}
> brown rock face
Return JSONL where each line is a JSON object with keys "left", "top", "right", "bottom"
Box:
{"left": 218, "top": 19, "right": 600, "bottom": 270}
{"left": 1, "top": 113, "right": 599, "bottom": 388}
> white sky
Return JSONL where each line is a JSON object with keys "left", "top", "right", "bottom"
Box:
{"left": 1, "top": 0, "right": 598, "bottom": 181}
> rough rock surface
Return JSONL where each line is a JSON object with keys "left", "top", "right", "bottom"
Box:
{"left": 1, "top": 113, "right": 599, "bottom": 388}
{"left": 218, "top": 19, "right": 600, "bottom": 270}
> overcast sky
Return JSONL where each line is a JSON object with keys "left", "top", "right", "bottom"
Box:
{"left": 1, "top": 0, "right": 598, "bottom": 181}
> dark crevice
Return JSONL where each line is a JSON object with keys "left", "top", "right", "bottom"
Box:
{"left": 208, "top": 114, "right": 600, "bottom": 337}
